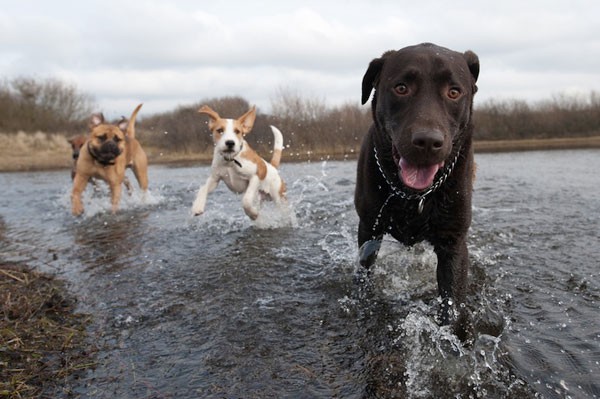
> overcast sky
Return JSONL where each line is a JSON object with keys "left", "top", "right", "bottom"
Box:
{"left": 1, "top": 0, "right": 599, "bottom": 118}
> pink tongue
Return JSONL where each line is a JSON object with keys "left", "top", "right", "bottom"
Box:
{"left": 399, "top": 158, "right": 442, "bottom": 190}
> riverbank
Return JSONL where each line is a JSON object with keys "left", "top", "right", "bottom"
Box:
{"left": 0, "top": 263, "right": 94, "bottom": 398}
{"left": 0, "top": 133, "right": 599, "bottom": 173}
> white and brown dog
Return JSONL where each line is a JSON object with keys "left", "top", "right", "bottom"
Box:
{"left": 192, "top": 105, "right": 286, "bottom": 220}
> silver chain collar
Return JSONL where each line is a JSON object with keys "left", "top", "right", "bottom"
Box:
{"left": 373, "top": 145, "right": 461, "bottom": 214}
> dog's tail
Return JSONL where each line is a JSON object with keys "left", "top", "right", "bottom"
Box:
{"left": 126, "top": 103, "right": 143, "bottom": 139}
{"left": 269, "top": 125, "right": 284, "bottom": 168}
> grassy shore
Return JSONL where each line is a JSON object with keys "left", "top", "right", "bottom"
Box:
{"left": 0, "top": 133, "right": 599, "bottom": 173}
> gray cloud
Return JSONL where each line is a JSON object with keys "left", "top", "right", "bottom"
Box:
{"left": 1, "top": 0, "right": 599, "bottom": 118}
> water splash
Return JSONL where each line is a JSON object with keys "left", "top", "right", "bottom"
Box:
{"left": 58, "top": 183, "right": 164, "bottom": 219}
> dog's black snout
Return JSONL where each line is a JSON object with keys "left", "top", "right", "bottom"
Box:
{"left": 412, "top": 131, "right": 444, "bottom": 152}
{"left": 225, "top": 140, "right": 235, "bottom": 149}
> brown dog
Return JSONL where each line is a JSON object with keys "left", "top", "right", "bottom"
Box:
{"left": 68, "top": 134, "right": 131, "bottom": 191}
{"left": 68, "top": 134, "right": 87, "bottom": 181}
{"left": 71, "top": 104, "right": 148, "bottom": 215}
{"left": 355, "top": 43, "right": 479, "bottom": 325}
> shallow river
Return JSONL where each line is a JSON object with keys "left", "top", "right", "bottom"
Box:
{"left": 1, "top": 150, "right": 599, "bottom": 398}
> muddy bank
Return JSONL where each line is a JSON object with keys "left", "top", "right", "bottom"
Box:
{"left": 0, "top": 263, "right": 95, "bottom": 398}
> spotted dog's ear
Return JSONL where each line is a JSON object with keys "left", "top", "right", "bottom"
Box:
{"left": 238, "top": 106, "right": 256, "bottom": 135}
{"left": 198, "top": 105, "right": 222, "bottom": 131}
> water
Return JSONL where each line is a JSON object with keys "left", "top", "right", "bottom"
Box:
{"left": 0, "top": 150, "right": 598, "bottom": 398}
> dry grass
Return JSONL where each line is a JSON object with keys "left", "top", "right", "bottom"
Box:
{"left": 0, "top": 132, "right": 599, "bottom": 173}
{"left": 0, "top": 132, "right": 72, "bottom": 172}
{"left": 0, "top": 263, "right": 95, "bottom": 398}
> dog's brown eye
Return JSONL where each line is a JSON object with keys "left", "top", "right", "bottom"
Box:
{"left": 216, "top": 128, "right": 224, "bottom": 134}
{"left": 98, "top": 134, "right": 107, "bottom": 142}
{"left": 113, "top": 136, "right": 121, "bottom": 143}
{"left": 447, "top": 88, "right": 462, "bottom": 99}
{"left": 234, "top": 129, "right": 241, "bottom": 135}
{"left": 394, "top": 84, "right": 409, "bottom": 96}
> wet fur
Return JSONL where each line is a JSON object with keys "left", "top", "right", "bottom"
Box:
{"left": 191, "top": 105, "right": 286, "bottom": 220}
{"left": 71, "top": 104, "right": 148, "bottom": 215}
{"left": 355, "top": 43, "right": 480, "bottom": 324}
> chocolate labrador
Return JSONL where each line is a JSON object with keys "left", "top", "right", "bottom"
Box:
{"left": 355, "top": 43, "right": 480, "bottom": 324}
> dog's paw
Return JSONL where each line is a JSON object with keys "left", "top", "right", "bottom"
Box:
{"left": 246, "top": 210, "right": 259, "bottom": 220}
{"left": 72, "top": 205, "right": 84, "bottom": 216}
{"left": 191, "top": 204, "right": 204, "bottom": 216}
{"left": 191, "top": 200, "right": 205, "bottom": 215}
{"left": 358, "top": 239, "right": 381, "bottom": 267}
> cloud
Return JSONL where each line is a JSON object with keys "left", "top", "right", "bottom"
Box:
{"left": 1, "top": 0, "right": 600, "bottom": 117}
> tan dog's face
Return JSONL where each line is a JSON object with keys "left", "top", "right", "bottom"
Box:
{"left": 87, "top": 114, "right": 127, "bottom": 165}
{"left": 198, "top": 105, "right": 256, "bottom": 161}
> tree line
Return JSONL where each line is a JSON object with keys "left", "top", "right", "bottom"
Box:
{"left": 2, "top": 77, "right": 599, "bottom": 153}
{"left": 0, "top": 77, "right": 94, "bottom": 133}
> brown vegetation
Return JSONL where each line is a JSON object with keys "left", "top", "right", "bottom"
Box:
{"left": 0, "top": 263, "right": 94, "bottom": 398}
{"left": 139, "top": 91, "right": 371, "bottom": 162}
{"left": 475, "top": 92, "right": 600, "bottom": 140}
{"left": 0, "top": 77, "right": 599, "bottom": 172}
{"left": 0, "top": 77, "right": 94, "bottom": 134}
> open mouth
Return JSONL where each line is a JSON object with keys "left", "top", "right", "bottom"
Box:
{"left": 393, "top": 146, "right": 444, "bottom": 191}
{"left": 221, "top": 150, "right": 237, "bottom": 161}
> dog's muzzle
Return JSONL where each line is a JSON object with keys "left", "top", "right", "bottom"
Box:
{"left": 88, "top": 142, "right": 122, "bottom": 165}
{"left": 220, "top": 141, "right": 242, "bottom": 163}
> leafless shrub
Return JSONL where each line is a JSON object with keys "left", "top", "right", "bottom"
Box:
{"left": 270, "top": 88, "right": 370, "bottom": 158}
{"left": 0, "top": 77, "right": 95, "bottom": 133}
{"left": 4, "top": 76, "right": 598, "bottom": 156}
{"left": 139, "top": 96, "right": 275, "bottom": 154}
{"left": 474, "top": 91, "right": 600, "bottom": 140}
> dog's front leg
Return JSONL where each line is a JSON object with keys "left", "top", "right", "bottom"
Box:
{"left": 71, "top": 174, "right": 89, "bottom": 216}
{"left": 192, "top": 176, "right": 219, "bottom": 216}
{"left": 242, "top": 176, "right": 260, "bottom": 220}
{"left": 123, "top": 176, "right": 133, "bottom": 195}
{"left": 434, "top": 237, "right": 469, "bottom": 325}
{"left": 109, "top": 182, "right": 123, "bottom": 214}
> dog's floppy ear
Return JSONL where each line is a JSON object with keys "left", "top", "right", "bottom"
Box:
{"left": 238, "top": 106, "right": 256, "bottom": 135}
{"left": 361, "top": 56, "right": 388, "bottom": 105}
{"left": 90, "top": 113, "right": 105, "bottom": 128}
{"left": 463, "top": 50, "right": 480, "bottom": 89}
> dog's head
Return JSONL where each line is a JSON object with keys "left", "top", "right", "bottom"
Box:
{"left": 87, "top": 114, "right": 126, "bottom": 165}
{"left": 68, "top": 134, "right": 87, "bottom": 161}
{"left": 198, "top": 105, "right": 256, "bottom": 161}
{"left": 87, "top": 104, "right": 142, "bottom": 165}
{"left": 362, "top": 43, "right": 479, "bottom": 191}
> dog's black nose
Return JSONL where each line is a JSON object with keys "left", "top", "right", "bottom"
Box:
{"left": 412, "top": 131, "right": 444, "bottom": 153}
{"left": 225, "top": 140, "right": 235, "bottom": 149}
